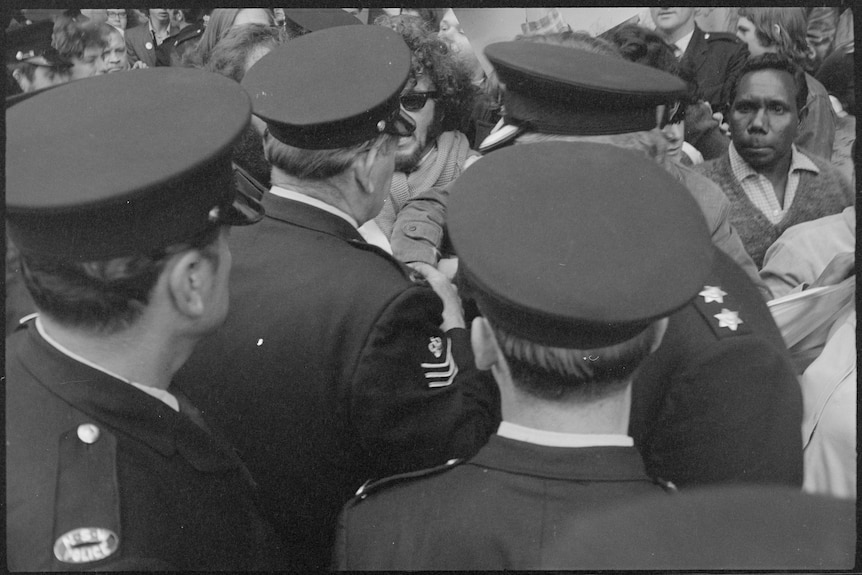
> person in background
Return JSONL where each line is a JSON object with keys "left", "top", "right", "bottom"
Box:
{"left": 815, "top": 41, "right": 855, "bottom": 188}
{"left": 735, "top": 7, "right": 836, "bottom": 161}
{"left": 334, "top": 141, "right": 714, "bottom": 570}
{"left": 696, "top": 54, "right": 853, "bottom": 268}
{"left": 95, "top": 22, "right": 134, "bottom": 74}
{"left": 124, "top": 8, "right": 179, "bottom": 68}
{"left": 105, "top": 9, "right": 127, "bottom": 34}
{"left": 366, "top": 14, "right": 478, "bottom": 242}
{"left": 7, "top": 20, "right": 72, "bottom": 94}
{"left": 281, "top": 8, "right": 363, "bottom": 36}
{"left": 52, "top": 15, "right": 109, "bottom": 80}
{"left": 6, "top": 67, "right": 286, "bottom": 571}
{"left": 160, "top": 9, "right": 206, "bottom": 66}
{"left": 182, "top": 8, "right": 274, "bottom": 68}
{"left": 204, "top": 23, "right": 289, "bottom": 190}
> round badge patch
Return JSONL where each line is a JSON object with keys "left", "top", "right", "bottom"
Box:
{"left": 145, "top": 41, "right": 153, "bottom": 50}
{"left": 54, "top": 527, "right": 119, "bottom": 564}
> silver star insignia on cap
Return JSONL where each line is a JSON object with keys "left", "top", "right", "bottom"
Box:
{"left": 714, "top": 308, "right": 743, "bottom": 331}
{"left": 699, "top": 285, "right": 727, "bottom": 304}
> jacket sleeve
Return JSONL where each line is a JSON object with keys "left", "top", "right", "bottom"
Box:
{"left": 796, "top": 83, "right": 837, "bottom": 161}
{"left": 348, "top": 283, "right": 500, "bottom": 476}
{"left": 125, "top": 30, "right": 140, "bottom": 66}
{"left": 390, "top": 185, "right": 452, "bottom": 266}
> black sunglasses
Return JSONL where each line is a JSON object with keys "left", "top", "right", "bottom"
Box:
{"left": 400, "top": 91, "right": 438, "bottom": 112}
{"left": 660, "top": 101, "right": 686, "bottom": 128}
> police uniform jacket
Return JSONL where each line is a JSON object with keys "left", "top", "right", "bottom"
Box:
{"left": 680, "top": 24, "right": 748, "bottom": 112}
{"left": 6, "top": 320, "right": 286, "bottom": 571}
{"left": 630, "top": 248, "right": 804, "bottom": 488}
{"left": 334, "top": 434, "right": 669, "bottom": 570}
{"left": 174, "top": 192, "right": 501, "bottom": 570}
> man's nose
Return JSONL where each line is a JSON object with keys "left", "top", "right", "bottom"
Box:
{"left": 748, "top": 108, "right": 767, "bottom": 132}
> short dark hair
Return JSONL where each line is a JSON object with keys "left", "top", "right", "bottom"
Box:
{"left": 374, "top": 14, "right": 476, "bottom": 133}
{"left": 730, "top": 53, "right": 808, "bottom": 117}
{"left": 490, "top": 319, "right": 664, "bottom": 402}
{"left": 19, "top": 225, "right": 222, "bottom": 334}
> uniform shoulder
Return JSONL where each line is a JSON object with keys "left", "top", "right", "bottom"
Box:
{"left": 346, "top": 458, "right": 465, "bottom": 506}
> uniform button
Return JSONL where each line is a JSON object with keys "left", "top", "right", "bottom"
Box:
{"left": 77, "top": 423, "right": 101, "bottom": 444}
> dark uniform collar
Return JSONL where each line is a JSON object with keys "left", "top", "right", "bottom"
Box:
{"left": 469, "top": 434, "right": 652, "bottom": 483}
{"left": 261, "top": 190, "right": 364, "bottom": 244}
{"left": 16, "top": 321, "right": 244, "bottom": 473}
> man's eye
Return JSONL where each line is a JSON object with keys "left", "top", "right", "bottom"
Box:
{"left": 734, "top": 103, "right": 754, "bottom": 113}
{"left": 768, "top": 103, "right": 786, "bottom": 114}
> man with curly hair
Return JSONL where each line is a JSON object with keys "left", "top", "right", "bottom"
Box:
{"left": 365, "top": 14, "right": 479, "bottom": 241}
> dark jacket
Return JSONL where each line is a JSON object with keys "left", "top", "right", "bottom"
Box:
{"left": 6, "top": 320, "right": 286, "bottom": 571}
{"left": 124, "top": 22, "right": 179, "bottom": 67}
{"left": 334, "top": 435, "right": 669, "bottom": 570}
{"left": 681, "top": 24, "right": 748, "bottom": 113}
{"left": 630, "top": 248, "right": 804, "bottom": 488}
{"left": 174, "top": 192, "right": 501, "bottom": 570}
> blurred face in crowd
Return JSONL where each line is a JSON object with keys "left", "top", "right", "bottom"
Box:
{"left": 438, "top": 9, "right": 483, "bottom": 81}
{"left": 650, "top": 8, "right": 696, "bottom": 39}
{"left": 69, "top": 45, "right": 104, "bottom": 80}
{"left": 730, "top": 69, "right": 798, "bottom": 171}
{"left": 149, "top": 9, "right": 171, "bottom": 25}
{"left": 80, "top": 9, "right": 108, "bottom": 24}
{"left": 106, "top": 9, "right": 127, "bottom": 31}
{"left": 659, "top": 102, "right": 685, "bottom": 160}
{"left": 735, "top": 17, "right": 773, "bottom": 57}
{"left": 396, "top": 75, "right": 443, "bottom": 172}
{"left": 13, "top": 65, "right": 71, "bottom": 93}
{"left": 233, "top": 9, "right": 272, "bottom": 27}
{"left": 100, "top": 28, "right": 130, "bottom": 74}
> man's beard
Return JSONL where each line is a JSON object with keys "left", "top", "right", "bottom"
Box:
{"left": 394, "top": 110, "right": 445, "bottom": 173}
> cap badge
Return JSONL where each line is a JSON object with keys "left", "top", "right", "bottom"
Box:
{"left": 16, "top": 50, "right": 36, "bottom": 61}
{"left": 428, "top": 336, "right": 443, "bottom": 358}
{"left": 699, "top": 285, "right": 727, "bottom": 304}
{"left": 376, "top": 120, "right": 386, "bottom": 132}
{"left": 714, "top": 309, "right": 743, "bottom": 331}
{"left": 54, "top": 527, "right": 119, "bottom": 564}
{"left": 208, "top": 206, "right": 220, "bottom": 222}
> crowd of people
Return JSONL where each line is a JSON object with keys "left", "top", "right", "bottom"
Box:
{"left": 5, "top": 6, "right": 856, "bottom": 571}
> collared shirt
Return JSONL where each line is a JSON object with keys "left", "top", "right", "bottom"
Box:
{"left": 148, "top": 20, "right": 172, "bottom": 46}
{"left": 729, "top": 143, "right": 820, "bottom": 224}
{"left": 271, "top": 185, "right": 393, "bottom": 252}
{"left": 674, "top": 29, "right": 694, "bottom": 59}
{"left": 497, "top": 421, "right": 634, "bottom": 448}
{"left": 35, "top": 315, "right": 180, "bottom": 412}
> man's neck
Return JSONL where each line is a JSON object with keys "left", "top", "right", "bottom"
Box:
{"left": 271, "top": 169, "right": 368, "bottom": 225}
{"left": 150, "top": 17, "right": 170, "bottom": 33}
{"left": 760, "top": 155, "right": 793, "bottom": 206}
{"left": 662, "top": 20, "right": 695, "bottom": 45}
{"left": 38, "top": 314, "right": 191, "bottom": 390}
{"left": 501, "top": 384, "right": 632, "bottom": 435}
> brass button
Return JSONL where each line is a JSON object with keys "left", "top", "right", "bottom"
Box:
{"left": 77, "top": 424, "right": 100, "bottom": 444}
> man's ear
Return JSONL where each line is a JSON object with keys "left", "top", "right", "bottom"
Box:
{"left": 471, "top": 316, "right": 502, "bottom": 370}
{"left": 167, "top": 249, "right": 212, "bottom": 318}
{"left": 352, "top": 142, "right": 380, "bottom": 196}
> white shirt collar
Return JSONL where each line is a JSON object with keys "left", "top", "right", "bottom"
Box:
{"left": 675, "top": 29, "right": 695, "bottom": 56}
{"left": 497, "top": 421, "right": 633, "bottom": 448}
{"left": 270, "top": 185, "right": 358, "bottom": 229}
{"left": 35, "top": 316, "right": 179, "bottom": 412}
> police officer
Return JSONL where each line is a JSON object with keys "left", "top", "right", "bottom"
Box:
{"left": 6, "top": 68, "right": 286, "bottom": 570}
{"left": 6, "top": 19, "right": 72, "bottom": 94}
{"left": 335, "top": 141, "right": 715, "bottom": 570}
{"left": 173, "top": 25, "right": 500, "bottom": 570}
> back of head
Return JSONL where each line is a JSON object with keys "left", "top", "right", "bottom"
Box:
{"left": 52, "top": 15, "right": 105, "bottom": 60}
{"left": 7, "top": 69, "right": 259, "bottom": 333}
{"left": 184, "top": 8, "right": 241, "bottom": 68}
{"left": 737, "top": 7, "right": 810, "bottom": 65}
{"left": 448, "top": 142, "right": 714, "bottom": 400}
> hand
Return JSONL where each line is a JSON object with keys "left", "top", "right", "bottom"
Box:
{"left": 437, "top": 257, "right": 459, "bottom": 281}
{"left": 131, "top": 61, "right": 148, "bottom": 70}
{"left": 408, "top": 262, "right": 466, "bottom": 331}
{"left": 809, "top": 252, "right": 855, "bottom": 289}
{"left": 712, "top": 111, "right": 730, "bottom": 137}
